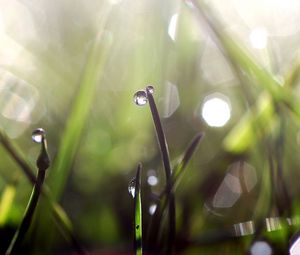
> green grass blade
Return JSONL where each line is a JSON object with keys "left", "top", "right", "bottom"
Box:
{"left": 134, "top": 163, "right": 143, "bottom": 255}
{"left": 48, "top": 32, "right": 112, "bottom": 200}
{"left": 0, "top": 128, "right": 82, "bottom": 250}
{"left": 187, "top": 1, "right": 300, "bottom": 153}
{"left": 223, "top": 93, "right": 276, "bottom": 153}
{"left": 5, "top": 133, "right": 50, "bottom": 255}
{"left": 146, "top": 87, "right": 175, "bottom": 254}
{"left": 172, "top": 132, "right": 204, "bottom": 189}
{"left": 0, "top": 184, "right": 17, "bottom": 226}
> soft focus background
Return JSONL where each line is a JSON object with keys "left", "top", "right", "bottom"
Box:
{"left": 1, "top": 0, "right": 300, "bottom": 254}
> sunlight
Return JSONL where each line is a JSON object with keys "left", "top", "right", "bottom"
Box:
{"left": 202, "top": 94, "right": 231, "bottom": 127}
{"left": 249, "top": 27, "right": 268, "bottom": 49}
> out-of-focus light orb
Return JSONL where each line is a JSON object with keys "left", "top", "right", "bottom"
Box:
{"left": 168, "top": 14, "right": 178, "bottom": 41}
{"left": 250, "top": 27, "right": 268, "bottom": 49}
{"left": 290, "top": 236, "right": 300, "bottom": 255}
{"left": 202, "top": 94, "right": 231, "bottom": 127}
{"left": 250, "top": 241, "right": 272, "bottom": 255}
{"left": 149, "top": 204, "right": 157, "bottom": 215}
{"left": 147, "top": 175, "right": 158, "bottom": 186}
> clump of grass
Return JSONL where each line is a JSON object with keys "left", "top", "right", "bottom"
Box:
{"left": 5, "top": 128, "right": 50, "bottom": 255}
{"left": 133, "top": 86, "right": 204, "bottom": 254}
{"left": 0, "top": 129, "right": 87, "bottom": 254}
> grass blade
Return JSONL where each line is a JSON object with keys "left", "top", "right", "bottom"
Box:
{"left": 134, "top": 163, "right": 143, "bottom": 255}
{"left": 48, "top": 34, "right": 111, "bottom": 199}
{"left": 188, "top": 0, "right": 300, "bottom": 153}
{"left": 0, "top": 129, "right": 85, "bottom": 253}
{"left": 146, "top": 133, "right": 203, "bottom": 250}
{"left": 172, "top": 132, "right": 204, "bottom": 189}
{"left": 0, "top": 184, "right": 17, "bottom": 226}
{"left": 5, "top": 130, "right": 50, "bottom": 255}
{"left": 146, "top": 86, "right": 175, "bottom": 254}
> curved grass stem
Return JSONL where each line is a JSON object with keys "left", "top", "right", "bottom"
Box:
{"left": 5, "top": 135, "right": 50, "bottom": 255}
{"left": 146, "top": 87, "right": 175, "bottom": 255}
{"left": 0, "top": 130, "right": 87, "bottom": 254}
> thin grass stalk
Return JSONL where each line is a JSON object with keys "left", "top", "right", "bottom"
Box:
{"left": 0, "top": 130, "right": 87, "bottom": 254}
{"left": 134, "top": 163, "right": 143, "bottom": 255}
{"left": 146, "top": 133, "right": 203, "bottom": 250}
{"left": 145, "top": 87, "right": 175, "bottom": 254}
{"left": 172, "top": 132, "right": 204, "bottom": 190}
{"left": 5, "top": 133, "right": 50, "bottom": 255}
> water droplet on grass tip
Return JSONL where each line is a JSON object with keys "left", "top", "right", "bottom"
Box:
{"left": 128, "top": 178, "right": 136, "bottom": 198}
{"left": 133, "top": 90, "right": 148, "bottom": 106}
{"left": 146, "top": 85, "right": 154, "bottom": 94}
{"left": 32, "top": 128, "right": 45, "bottom": 143}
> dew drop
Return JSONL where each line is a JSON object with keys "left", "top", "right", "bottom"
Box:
{"left": 128, "top": 178, "right": 136, "bottom": 198}
{"left": 32, "top": 128, "right": 45, "bottom": 143}
{"left": 146, "top": 85, "right": 155, "bottom": 94}
{"left": 133, "top": 90, "right": 148, "bottom": 106}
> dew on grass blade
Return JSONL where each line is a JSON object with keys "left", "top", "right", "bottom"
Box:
{"left": 32, "top": 128, "right": 45, "bottom": 143}
{"left": 128, "top": 178, "right": 136, "bottom": 198}
{"left": 146, "top": 85, "right": 155, "bottom": 94}
{"left": 250, "top": 241, "right": 272, "bottom": 255}
{"left": 133, "top": 90, "right": 148, "bottom": 106}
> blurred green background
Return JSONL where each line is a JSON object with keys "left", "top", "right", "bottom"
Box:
{"left": 1, "top": 0, "right": 300, "bottom": 254}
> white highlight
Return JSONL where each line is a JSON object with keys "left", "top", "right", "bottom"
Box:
{"left": 147, "top": 176, "right": 158, "bottom": 186}
{"left": 250, "top": 241, "right": 272, "bottom": 255}
{"left": 290, "top": 236, "right": 300, "bottom": 255}
{"left": 149, "top": 204, "right": 157, "bottom": 215}
{"left": 250, "top": 27, "right": 268, "bottom": 49}
{"left": 202, "top": 94, "right": 231, "bottom": 127}
{"left": 168, "top": 14, "right": 178, "bottom": 41}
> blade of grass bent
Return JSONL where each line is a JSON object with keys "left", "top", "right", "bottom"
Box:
{"left": 5, "top": 135, "right": 50, "bottom": 255}
{"left": 146, "top": 87, "right": 175, "bottom": 254}
{"left": 134, "top": 163, "right": 143, "bottom": 255}
{"left": 0, "top": 129, "right": 85, "bottom": 252}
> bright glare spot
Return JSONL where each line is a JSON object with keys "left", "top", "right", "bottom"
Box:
{"left": 265, "top": 217, "right": 281, "bottom": 231}
{"left": 108, "top": 0, "right": 123, "bottom": 4}
{"left": 202, "top": 94, "right": 231, "bottom": 127}
{"left": 250, "top": 27, "right": 268, "bottom": 49}
{"left": 168, "top": 14, "right": 178, "bottom": 41}
{"left": 277, "top": 0, "right": 299, "bottom": 11}
{"left": 234, "top": 221, "right": 255, "bottom": 236}
{"left": 250, "top": 241, "right": 272, "bottom": 255}
{"left": 290, "top": 236, "right": 300, "bottom": 255}
{"left": 149, "top": 204, "right": 157, "bottom": 215}
{"left": 147, "top": 176, "right": 158, "bottom": 186}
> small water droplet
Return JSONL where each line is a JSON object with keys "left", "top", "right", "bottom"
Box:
{"left": 133, "top": 90, "right": 148, "bottom": 106}
{"left": 128, "top": 178, "right": 136, "bottom": 198}
{"left": 32, "top": 128, "right": 45, "bottom": 143}
{"left": 146, "top": 85, "right": 155, "bottom": 94}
